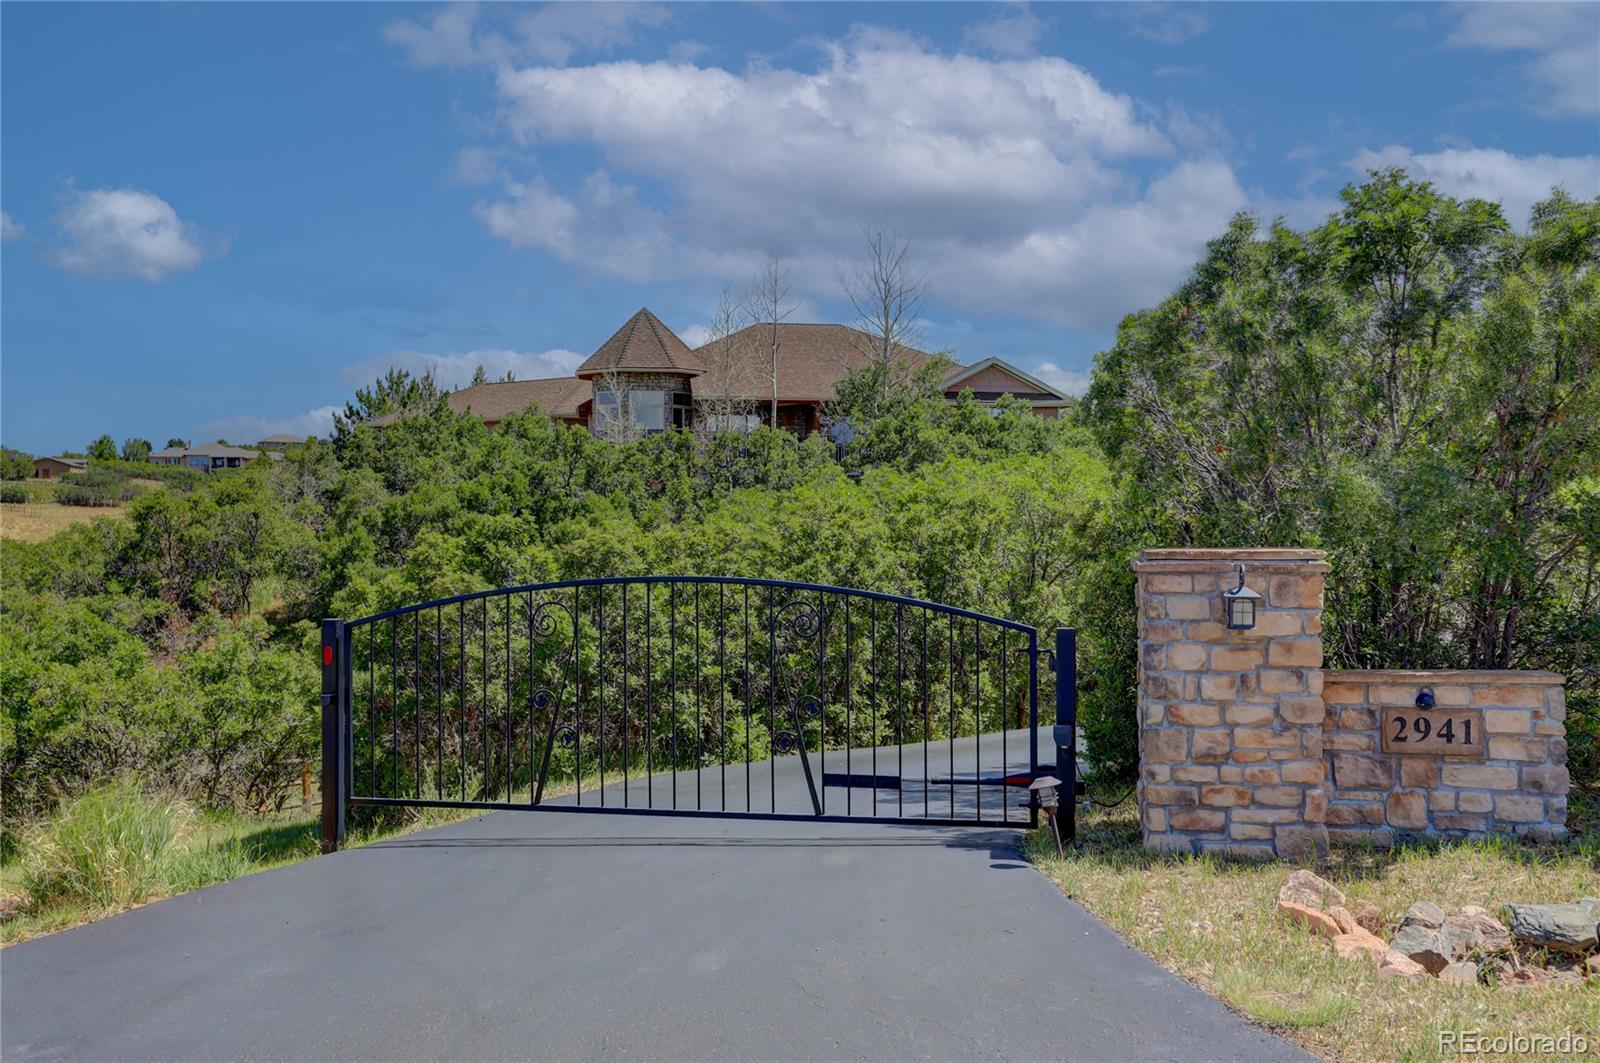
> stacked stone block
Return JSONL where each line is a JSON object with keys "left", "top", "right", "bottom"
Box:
{"left": 1133, "top": 549, "right": 1331, "bottom": 858}
{"left": 1322, "top": 671, "right": 1568, "bottom": 843}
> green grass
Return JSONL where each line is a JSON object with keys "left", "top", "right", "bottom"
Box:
{"left": 0, "top": 783, "right": 479, "bottom": 945}
{"left": 1026, "top": 802, "right": 1600, "bottom": 1062}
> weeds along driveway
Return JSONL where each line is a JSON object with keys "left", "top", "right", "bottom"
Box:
{"left": 2, "top": 806, "right": 1311, "bottom": 1062}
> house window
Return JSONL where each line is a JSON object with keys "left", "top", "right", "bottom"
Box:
{"left": 593, "top": 389, "right": 697, "bottom": 435}
{"left": 708, "top": 413, "right": 761, "bottom": 433}
{"left": 631, "top": 390, "right": 666, "bottom": 431}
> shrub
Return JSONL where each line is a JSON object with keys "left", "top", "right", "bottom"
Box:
{"left": 20, "top": 778, "right": 191, "bottom": 910}
{"left": 53, "top": 470, "right": 138, "bottom": 507}
{"left": 0, "top": 483, "right": 26, "bottom": 504}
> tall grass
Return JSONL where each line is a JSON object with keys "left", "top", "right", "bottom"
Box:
{"left": 21, "top": 778, "right": 191, "bottom": 910}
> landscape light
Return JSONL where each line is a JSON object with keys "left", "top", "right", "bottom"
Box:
{"left": 1222, "top": 563, "right": 1261, "bottom": 630}
{"left": 1030, "top": 775, "right": 1064, "bottom": 858}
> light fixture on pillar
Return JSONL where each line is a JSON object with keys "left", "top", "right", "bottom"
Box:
{"left": 1223, "top": 563, "right": 1261, "bottom": 630}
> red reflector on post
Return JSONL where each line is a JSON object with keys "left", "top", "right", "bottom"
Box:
{"left": 323, "top": 645, "right": 334, "bottom": 666}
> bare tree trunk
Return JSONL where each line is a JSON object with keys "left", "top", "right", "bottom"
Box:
{"left": 748, "top": 258, "right": 796, "bottom": 429}
{"left": 591, "top": 369, "right": 641, "bottom": 443}
{"left": 844, "top": 225, "right": 927, "bottom": 397}
{"left": 695, "top": 286, "right": 759, "bottom": 434}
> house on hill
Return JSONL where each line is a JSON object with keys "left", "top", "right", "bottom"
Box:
{"left": 255, "top": 434, "right": 310, "bottom": 450}
{"left": 148, "top": 442, "right": 268, "bottom": 471}
{"left": 379, "top": 307, "right": 1072, "bottom": 438}
{"left": 32, "top": 456, "right": 88, "bottom": 478}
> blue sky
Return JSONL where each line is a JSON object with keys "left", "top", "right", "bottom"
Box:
{"left": 2, "top": 2, "right": 1597, "bottom": 454}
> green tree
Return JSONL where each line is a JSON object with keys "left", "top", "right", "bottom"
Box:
{"left": 0, "top": 446, "right": 33, "bottom": 480}
{"left": 86, "top": 435, "right": 117, "bottom": 462}
{"left": 121, "top": 438, "right": 153, "bottom": 463}
{"left": 1082, "top": 173, "right": 1598, "bottom": 784}
{"left": 331, "top": 367, "right": 446, "bottom": 446}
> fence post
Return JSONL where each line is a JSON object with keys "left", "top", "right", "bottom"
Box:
{"left": 1055, "top": 628, "right": 1077, "bottom": 842}
{"left": 320, "top": 618, "right": 346, "bottom": 853}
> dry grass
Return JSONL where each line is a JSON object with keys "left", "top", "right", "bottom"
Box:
{"left": 0, "top": 501, "right": 127, "bottom": 542}
{"left": 1027, "top": 804, "right": 1600, "bottom": 1062}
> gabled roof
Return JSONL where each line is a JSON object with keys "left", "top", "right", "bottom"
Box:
{"left": 576, "top": 308, "right": 703, "bottom": 379}
{"left": 942, "top": 357, "right": 1071, "bottom": 404}
{"left": 39, "top": 456, "right": 88, "bottom": 467}
{"left": 691, "top": 323, "right": 937, "bottom": 403}
{"left": 444, "top": 376, "right": 592, "bottom": 423}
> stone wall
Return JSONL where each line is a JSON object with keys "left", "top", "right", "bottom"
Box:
{"left": 1133, "top": 549, "right": 1331, "bottom": 859}
{"left": 1323, "top": 670, "right": 1568, "bottom": 843}
{"left": 1133, "top": 548, "right": 1571, "bottom": 856}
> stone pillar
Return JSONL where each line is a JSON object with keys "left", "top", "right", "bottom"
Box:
{"left": 1132, "top": 548, "right": 1330, "bottom": 858}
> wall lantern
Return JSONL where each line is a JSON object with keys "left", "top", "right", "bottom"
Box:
{"left": 1222, "top": 564, "right": 1262, "bottom": 630}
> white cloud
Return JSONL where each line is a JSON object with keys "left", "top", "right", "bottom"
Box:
{"left": 384, "top": 2, "right": 483, "bottom": 67}
{"left": 454, "top": 30, "right": 1241, "bottom": 328}
{"left": 196, "top": 406, "right": 340, "bottom": 444}
{"left": 1350, "top": 145, "right": 1600, "bottom": 229}
{"left": 451, "top": 146, "right": 509, "bottom": 186}
{"left": 963, "top": 4, "right": 1047, "bottom": 57}
{"left": 50, "top": 188, "right": 208, "bottom": 281}
{"left": 1446, "top": 3, "right": 1599, "bottom": 117}
{"left": 0, "top": 211, "right": 24, "bottom": 240}
{"left": 1113, "top": 4, "right": 1212, "bottom": 45}
{"left": 1033, "top": 361, "right": 1092, "bottom": 396}
{"left": 342, "top": 346, "right": 586, "bottom": 390}
{"left": 677, "top": 324, "right": 715, "bottom": 348}
{"left": 385, "top": 2, "right": 670, "bottom": 68}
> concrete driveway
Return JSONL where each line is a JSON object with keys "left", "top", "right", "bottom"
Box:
{"left": 3, "top": 735, "right": 1308, "bottom": 1062}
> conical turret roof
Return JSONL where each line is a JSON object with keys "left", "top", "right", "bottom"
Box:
{"left": 576, "top": 308, "right": 703, "bottom": 378}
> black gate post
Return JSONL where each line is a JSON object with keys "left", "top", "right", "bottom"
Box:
{"left": 320, "top": 618, "right": 347, "bottom": 853}
{"left": 1054, "top": 628, "right": 1077, "bottom": 842}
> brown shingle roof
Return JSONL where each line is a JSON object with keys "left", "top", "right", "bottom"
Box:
{"left": 691, "top": 323, "right": 937, "bottom": 403}
{"left": 576, "top": 307, "right": 703, "bottom": 378}
{"left": 443, "top": 376, "right": 592, "bottom": 423}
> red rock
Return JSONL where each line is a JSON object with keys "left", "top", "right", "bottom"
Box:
{"left": 1500, "top": 968, "right": 1553, "bottom": 991}
{"left": 1278, "top": 900, "right": 1341, "bottom": 938}
{"left": 1328, "top": 905, "right": 1360, "bottom": 935}
{"left": 1378, "top": 950, "right": 1426, "bottom": 979}
{"left": 1351, "top": 899, "right": 1383, "bottom": 935}
{"left": 1277, "top": 869, "right": 1346, "bottom": 911}
{"left": 1332, "top": 930, "right": 1389, "bottom": 963}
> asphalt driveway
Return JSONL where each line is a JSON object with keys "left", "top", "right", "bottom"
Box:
{"left": 3, "top": 736, "right": 1308, "bottom": 1062}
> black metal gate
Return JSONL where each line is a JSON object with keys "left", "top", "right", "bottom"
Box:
{"left": 319, "top": 577, "right": 1075, "bottom": 851}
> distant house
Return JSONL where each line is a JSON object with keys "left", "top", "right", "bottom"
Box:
{"left": 32, "top": 456, "right": 88, "bottom": 479}
{"left": 254, "top": 434, "right": 309, "bottom": 451}
{"left": 377, "top": 308, "right": 1073, "bottom": 439}
{"left": 942, "top": 358, "right": 1073, "bottom": 418}
{"left": 148, "top": 442, "right": 263, "bottom": 472}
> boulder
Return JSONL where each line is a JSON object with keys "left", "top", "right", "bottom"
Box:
{"left": 1551, "top": 969, "right": 1584, "bottom": 991}
{"left": 1377, "top": 950, "right": 1426, "bottom": 979}
{"left": 1390, "top": 924, "right": 1452, "bottom": 974}
{"left": 1351, "top": 899, "right": 1384, "bottom": 935}
{"left": 1277, "top": 869, "right": 1345, "bottom": 911}
{"left": 1504, "top": 898, "right": 1600, "bottom": 955}
{"left": 1400, "top": 900, "right": 1446, "bottom": 929}
{"left": 1278, "top": 900, "right": 1341, "bottom": 938}
{"left": 1328, "top": 905, "right": 1360, "bottom": 935}
{"left": 1587, "top": 954, "right": 1600, "bottom": 978}
{"left": 1499, "top": 967, "right": 1553, "bottom": 991}
{"left": 1440, "top": 911, "right": 1512, "bottom": 958}
{"left": 1438, "top": 961, "right": 1479, "bottom": 987}
{"left": 1332, "top": 929, "right": 1389, "bottom": 964}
